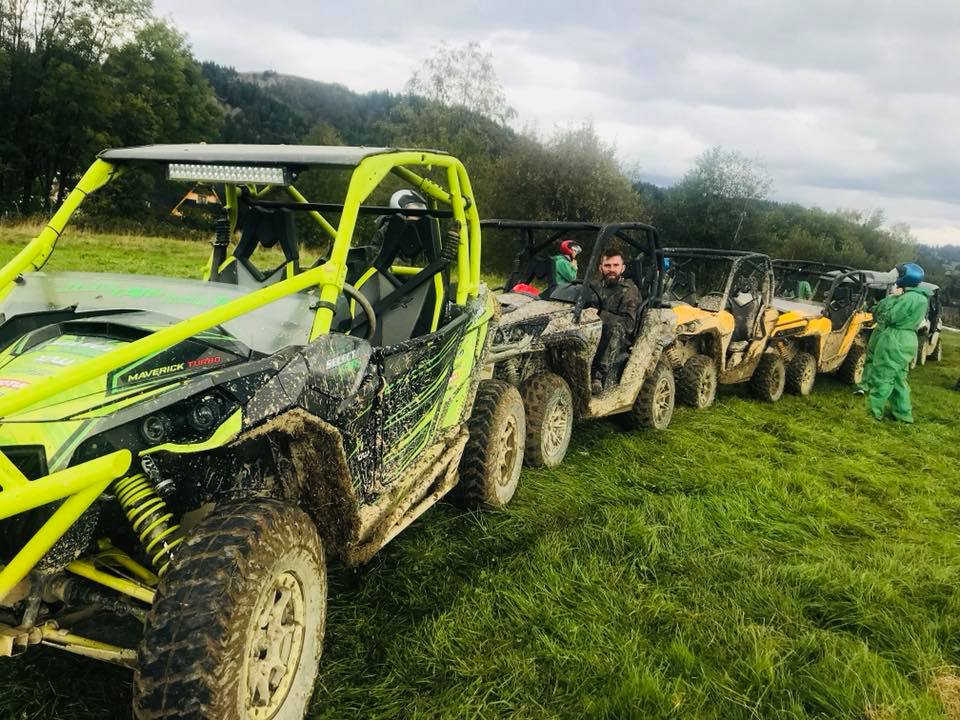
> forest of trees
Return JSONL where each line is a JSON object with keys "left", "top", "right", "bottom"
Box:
{"left": 2, "top": 0, "right": 958, "bottom": 301}
{"left": 0, "top": 1, "right": 220, "bottom": 213}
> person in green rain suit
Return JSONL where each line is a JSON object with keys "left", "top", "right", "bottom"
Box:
{"left": 862, "top": 262, "right": 929, "bottom": 422}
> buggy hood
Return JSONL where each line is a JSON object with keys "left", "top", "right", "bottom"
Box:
{"left": 0, "top": 271, "right": 315, "bottom": 421}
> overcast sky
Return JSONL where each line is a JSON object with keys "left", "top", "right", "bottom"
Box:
{"left": 154, "top": 0, "right": 960, "bottom": 246}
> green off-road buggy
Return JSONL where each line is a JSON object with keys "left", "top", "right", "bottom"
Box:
{"left": 483, "top": 220, "right": 677, "bottom": 469}
{"left": 0, "top": 145, "right": 526, "bottom": 719}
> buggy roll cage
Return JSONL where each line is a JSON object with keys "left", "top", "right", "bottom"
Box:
{"left": 482, "top": 219, "right": 601, "bottom": 292}
{"left": 923, "top": 283, "right": 943, "bottom": 326}
{"left": 0, "top": 144, "right": 482, "bottom": 603}
{"left": 773, "top": 259, "right": 857, "bottom": 276}
{"left": 480, "top": 220, "right": 663, "bottom": 322}
{"left": 772, "top": 259, "right": 869, "bottom": 310}
{"left": 661, "top": 247, "right": 775, "bottom": 308}
{"left": 859, "top": 271, "right": 943, "bottom": 328}
{"left": 245, "top": 197, "right": 456, "bottom": 219}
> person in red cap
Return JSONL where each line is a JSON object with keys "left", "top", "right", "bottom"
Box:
{"left": 551, "top": 239, "right": 581, "bottom": 284}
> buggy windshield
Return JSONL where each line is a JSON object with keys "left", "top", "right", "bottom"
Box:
{"left": 0, "top": 272, "right": 316, "bottom": 356}
{"left": 774, "top": 270, "right": 834, "bottom": 304}
{"left": 662, "top": 255, "right": 734, "bottom": 311}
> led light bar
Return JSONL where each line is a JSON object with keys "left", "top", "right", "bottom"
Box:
{"left": 168, "top": 163, "right": 288, "bottom": 185}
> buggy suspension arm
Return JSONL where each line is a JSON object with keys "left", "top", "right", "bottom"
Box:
{"left": 0, "top": 450, "right": 132, "bottom": 604}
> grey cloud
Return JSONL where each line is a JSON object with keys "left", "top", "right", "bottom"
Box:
{"left": 154, "top": 0, "right": 960, "bottom": 242}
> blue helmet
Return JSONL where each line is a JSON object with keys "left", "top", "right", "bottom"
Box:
{"left": 895, "top": 262, "right": 924, "bottom": 288}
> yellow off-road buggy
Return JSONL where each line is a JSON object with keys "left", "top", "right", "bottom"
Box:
{"left": 659, "top": 248, "right": 786, "bottom": 406}
{"left": 768, "top": 260, "right": 872, "bottom": 392}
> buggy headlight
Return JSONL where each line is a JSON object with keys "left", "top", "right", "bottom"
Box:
{"left": 168, "top": 163, "right": 289, "bottom": 185}
{"left": 138, "top": 392, "right": 235, "bottom": 447}
{"left": 187, "top": 395, "right": 224, "bottom": 432}
{"left": 75, "top": 390, "right": 239, "bottom": 465}
{"left": 140, "top": 414, "right": 172, "bottom": 444}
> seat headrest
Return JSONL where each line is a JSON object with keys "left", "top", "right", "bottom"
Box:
{"left": 374, "top": 215, "right": 440, "bottom": 270}
{"left": 236, "top": 205, "right": 299, "bottom": 263}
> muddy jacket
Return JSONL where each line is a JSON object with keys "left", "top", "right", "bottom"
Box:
{"left": 589, "top": 277, "right": 640, "bottom": 331}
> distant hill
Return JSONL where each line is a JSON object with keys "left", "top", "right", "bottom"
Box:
{"left": 201, "top": 64, "right": 404, "bottom": 145}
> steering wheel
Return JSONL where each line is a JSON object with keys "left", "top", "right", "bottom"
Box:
{"left": 341, "top": 282, "right": 378, "bottom": 341}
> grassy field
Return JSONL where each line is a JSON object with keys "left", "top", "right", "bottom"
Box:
{"left": 1, "top": 226, "right": 959, "bottom": 719}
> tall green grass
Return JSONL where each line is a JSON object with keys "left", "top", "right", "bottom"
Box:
{"left": 0, "top": 226, "right": 958, "bottom": 719}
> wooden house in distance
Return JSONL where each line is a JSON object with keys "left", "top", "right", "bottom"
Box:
{"left": 171, "top": 184, "right": 220, "bottom": 217}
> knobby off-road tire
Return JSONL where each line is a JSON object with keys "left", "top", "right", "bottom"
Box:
{"left": 626, "top": 362, "right": 675, "bottom": 430}
{"left": 785, "top": 351, "right": 817, "bottom": 396}
{"left": 454, "top": 380, "right": 525, "bottom": 510}
{"left": 521, "top": 373, "right": 573, "bottom": 468}
{"left": 837, "top": 344, "right": 867, "bottom": 385}
{"left": 750, "top": 352, "right": 785, "bottom": 402}
{"left": 677, "top": 354, "right": 717, "bottom": 409}
{"left": 135, "top": 499, "right": 326, "bottom": 720}
{"left": 933, "top": 338, "right": 943, "bottom": 362}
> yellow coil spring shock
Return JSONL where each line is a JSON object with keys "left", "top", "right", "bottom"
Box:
{"left": 113, "top": 474, "right": 182, "bottom": 577}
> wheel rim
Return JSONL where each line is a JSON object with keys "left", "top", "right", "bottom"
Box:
{"left": 543, "top": 394, "right": 571, "bottom": 458}
{"left": 497, "top": 415, "right": 519, "bottom": 487}
{"left": 654, "top": 377, "right": 673, "bottom": 424}
{"left": 801, "top": 362, "right": 815, "bottom": 391}
{"left": 854, "top": 356, "right": 865, "bottom": 384}
{"left": 245, "top": 571, "right": 307, "bottom": 719}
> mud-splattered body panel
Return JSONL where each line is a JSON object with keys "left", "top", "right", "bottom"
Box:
{"left": 663, "top": 304, "right": 779, "bottom": 384}
{"left": 489, "top": 291, "right": 677, "bottom": 418}
{"left": 770, "top": 297, "right": 871, "bottom": 371}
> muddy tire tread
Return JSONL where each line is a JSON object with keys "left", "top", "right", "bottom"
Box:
{"left": 837, "top": 344, "right": 867, "bottom": 385}
{"left": 134, "top": 499, "right": 324, "bottom": 720}
{"left": 677, "top": 354, "right": 717, "bottom": 408}
{"left": 453, "top": 380, "right": 525, "bottom": 509}
{"left": 785, "top": 351, "right": 817, "bottom": 396}
{"left": 521, "top": 373, "right": 573, "bottom": 467}
{"left": 750, "top": 352, "right": 785, "bottom": 402}
{"left": 626, "top": 362, "right": 675, "bottom": 430}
